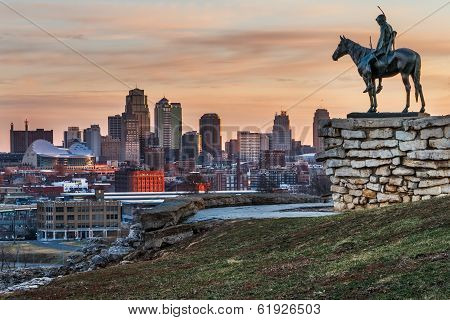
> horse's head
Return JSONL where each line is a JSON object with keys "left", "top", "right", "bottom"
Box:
{"left": 332, "top": 35, "right": 349, "bottom": 61}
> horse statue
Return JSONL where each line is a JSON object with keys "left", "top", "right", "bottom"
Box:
{"left": 332, "top": 35, "right": 425, "bottom": 113}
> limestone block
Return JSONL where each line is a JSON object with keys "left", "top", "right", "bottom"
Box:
{"left": 407, "top": 150, "right": 450, "bottom": 160}
{"left": 399, "top": 140, "right": 427, "bottom": 151}
{"left": 362, "top": 189, "right": 376, "bottom": 198}
{"left": 392, "top": 157, "right": 401, "bottom": 166}
{"left": 335, "top": 167, "right": 371, "bottom": 177}
{"left": 429, "top": 138, "right": 450, "bottom": 149}
{"left": 316, "top": 147, "right": 346, "bottom": 161}
{"left": 414, "top": 186, "right": 442, "bottom": 196}
{"left": 368, "top": 128, "right": 393, "bottom": 139}
{"left": 412, "top": 195, "right": 421, "bottom": 202}
{"left": 343, "top": 194, "right": 354, "bottom": 203}
{"left": 407, "top": 181, "right": 418, "bottom": 189}
{"left": 324, "top": 138, "right": 344, "bottom": 149}
{"left": 343, "top": 182, "right": 359, "bottom": 190}
{"left": 375, "top": 166, "right": 391, "bottom": 176}
{"left": 341, "top": 130, "right": 366, "bottom": 139}
{"left": 332, "top": 193, "right": 341, "bottom": 201}
{"left": 347, "top": 203, "right": 355, "bottom": 209}
{"left": 369, "top": 176, "right": 378, "bottom": 183}
{"left": 404, "top": 116, "right": 450, "bottom": 130}
{"left": 416, "top": 169, "right": 450, "bottom": 178}
{"left": 330, "top": 119, "right": 357, "bottom": 130}
{"left": 385, "top": 184, "right": 397, "bottom": 192}
{"left": 327, "top": 159, "right": 351, "bottom": 168}
{"left": 330, "top": 176, "right": 340, "bottom": 184}
{"left": 422, "top": 195, "right": 432, "bottom": 200}
{"left": 403, "top": 195, "right": 411, "bottom": 202}
{"left": 367, "top": 183, "right": 381, "bottom": 191}
{"left": 403, "top": 159, "right": 446, "bottom": 169}
{"left": 352, "top": 197, "right": 360, "bottom": 204}
{"left": 391, "top": 148, "right": 406, "bottom": 157}
{"left": 348, "top": 149, "right": 395, "bottom": 159}
{"left": 334, "top": 202, "right": 347, "bottom": 211}
{"left": 445, "top": 126, "right": 450, "bottom": 138}
{"left": 389, "top": 177, "right": 403, "bottom": 186}
{"left": 405, "top": 176, "right": 421, "bottom": 182}
{"left": 350, "top": 160, "right": 366, "bottom": 169}
{"left": 398, "top": 186, "right": 407, "bottom": 192}
{"left": 349, "top": 189, "right": 363, "bottom": 197}
{"left": 379, "top": 177, "right": 389, "bottom": 184}
{"left": 361, "top": 139, "right": 398, "bottom": 149}
{"left": 395, "top": 130, "right": 417, "bottom": 141}
{"left": 343, "top": 140, "right": 361, "bottom": 149}
{"left": 330, "top": 185, "right": 348, "bottom": 194}
{"left": 359, "top": 197, "right": 367, "bottom": 205}
{"left": 377, "top": 193, "right": 401, "bottom": 203}
{"left": 420, "top": 127, "right": 444, "bottom": 139}
{"left": 392, "top": 167, "right": 415, "bottom": 175}
{"left": 366, "top": 159, "right": 392, "bottom": 167}
{"left": 319, "top": 127, "right": 340, "bottom": 137}
{"left": 348, "top": 178, "right": 369, "bottom": 185}
{"left": 442, "top": 184, "right": 450, "bottom": 193}
{"left": 418, "top": 178, "right": 449, "bottom": 188}
{"left": 325, "top": 168, "right": 334, "bottom": 176}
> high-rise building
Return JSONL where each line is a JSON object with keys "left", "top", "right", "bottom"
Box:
{"left": 64, "top": 127, "right": 81, "bottom": 148}
{"left": 144, "top": 147, "right": 165, "bottom": 171}
{"left": 260, "top": 133, "right": 271, "bottom": 151}
{"left": 199, "top": 113, "right": 221, "bottom": 160}
{"left": 313, "top": 108, "right": 330, "bottom": 153}
{"left": 100, "top": 135, "right": 120, "bottom": 162}
{"left": 10, "top": 120, "right": 53, "bottom": 153}
{"left": 154, "top": 97, "right": 182, "bottom": 162}
{"left": 120, "top": 114, "right": 140, "bottom": 164}
{"left": 181, "top": 131, "right": 201, "bottom": 161}
{"left": 108, "top": 115, "right": 122, "bottom": 140}
{"left": 272, "top": 111, "right": 292, "bottom": 151}
{"left": 225, "top": 139, "right": 239, "bottom": 161}
{"left": 122, "top": 88, "right": 151, "bottom": 158}
{"left": 238, "top": 131, "right": 261, "bottom": 163}
{"left": 83, "top": 125, "right": 101, "bottom": 159}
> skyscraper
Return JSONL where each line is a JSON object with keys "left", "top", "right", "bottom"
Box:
{"left": 313, "top": 108, "right": 330, "bottom": 153}
{"left": 120, "top": 114, "right": 140, "bottom": 164}
{"left": 10, "top": 120, "right": 53, "bottom": 153}
{"left": 83, "top": 125, "right": 101, "bottom": 159}
{"left": 108, "top": 114, "right": 122, "bottom": 140}
{"left": 181, "top": 131, "right": 201, "bottom": 161}
{"left": 154, "top": 97, "right": 182, "bottom": 162}
{"left": 238, "top": 131, "right": 261, "bottom": 163}
{"left": 123, "top": 88, "right": 151, "bottom": 157}
{"left": 199, "top": 113, "right": 222, "bottom": 160}
{"left": 64, "top": 126, "right": 81, "bottom": 148}
{"left": 272, "top": 111, "right": 292, "bottom": 151}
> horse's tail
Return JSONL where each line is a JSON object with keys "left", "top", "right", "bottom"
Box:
{"left": 413, "top": 55, "right": 421, "bottom": 103}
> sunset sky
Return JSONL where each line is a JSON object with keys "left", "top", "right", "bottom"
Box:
{"left": 0, "top": 0, "right": 449, "bottom": 151}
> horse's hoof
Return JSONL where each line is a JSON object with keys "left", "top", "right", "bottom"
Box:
{"left": 376, "top": 85, "right": 383, "bottom": 94}
{"left": 402, "top": 107, "right": 409, "bottom": 113}
{"left": 419, "top": 106, "right": 425, "bottom": 113}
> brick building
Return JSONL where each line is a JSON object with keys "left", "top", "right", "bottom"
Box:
{"left": 115, "top": 169, "right": 164, "bottom": 192}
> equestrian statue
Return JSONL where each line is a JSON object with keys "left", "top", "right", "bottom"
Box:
{"left": 332, "top": 7, "right": 425, "bottom": 113}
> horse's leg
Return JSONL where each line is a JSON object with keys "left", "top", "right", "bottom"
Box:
{"left": 371, "top": 78, "right": 378, "bottom": 112}
{"left": 401, "top": 73, "right": 411, "bottom": 113}
{"left": 376, "top": 78, "right": 383, "bottom": 94}
{"left": 365, "top": 78, "right": 374, "bottom": 112}
{"left": 418, "top": 84, "right": 426, "bottom": 113}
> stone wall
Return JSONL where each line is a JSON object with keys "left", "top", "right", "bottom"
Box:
{"left": 317, "top": 115, "right": 450, "bottom": 211}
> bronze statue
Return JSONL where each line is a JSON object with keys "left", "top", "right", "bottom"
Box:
{"left": 332, "top": 7, "right": 425, "bottom": 113}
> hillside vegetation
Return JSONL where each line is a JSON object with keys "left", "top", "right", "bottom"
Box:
{"left": 10, "top": 196, "right": 450, "bottom": 299}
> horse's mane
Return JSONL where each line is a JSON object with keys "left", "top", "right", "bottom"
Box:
{"left": 344, "top": 38, "right": 372, "bottom": 64}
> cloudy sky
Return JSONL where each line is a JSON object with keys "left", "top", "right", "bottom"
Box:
{"left": 0, "top": 0, "right": 449, "bottom": 151}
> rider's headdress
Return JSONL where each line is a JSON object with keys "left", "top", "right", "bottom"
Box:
{"left": 376, "top": 6, "right": 386, "bottom": 23}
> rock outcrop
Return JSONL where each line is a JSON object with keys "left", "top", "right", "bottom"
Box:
{"left": 318, "top": 115, "right": 450, "bottom": 211}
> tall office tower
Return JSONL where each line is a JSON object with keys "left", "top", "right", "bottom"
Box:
{"left": 313, "top": 108, "right": 330, "bottom": 153}
{"left": 225, "top": 139, "right": 239, "bottom": 161}
{"left": 64, "top": 127, "right": 81, "bottom": 148}
{"left": 154, "top": 97, "right": 182, "bottom": 162}
{"left": 83, "top": 125, "right": 101, "bottom": 159}
{"left": 144, "top": 147, "right": 165, "bottom": 171}
{"left": 100, "top": 135, "right": 120, "bottom": 162}
{"left": 272, "top": 111, "right": 292, "bottom": 151}
{"left": 120, "top": 114, "right": 140, "bottom": 164}
{"left": 199, "top": 113, "right": 222, "bottom": 160}
{"left": 10, "top": 120, "right": 53, "bottom": 153}
{"left": 260, "top": 133, "right": 271, "bottom": 151}
{"left": 108, "top": 114, "right": 122, "bottom": 140}
{"left": 123, "top": 88, "right": 151, "bottom": 158}
{"left": 181, "top": 131, "right": 201, "bottom": 161}
{"left": 237, "top": 131, "right": 261, "bottom": 163}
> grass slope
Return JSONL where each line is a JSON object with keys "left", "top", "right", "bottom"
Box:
{"left": 10, "top": 196, "right": 450, "bottom": 299}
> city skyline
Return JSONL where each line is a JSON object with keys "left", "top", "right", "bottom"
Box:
{"left": 1, "top": 1, "right": 449, "bottom": 151}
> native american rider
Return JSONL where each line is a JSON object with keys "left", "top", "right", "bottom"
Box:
{"left": 363, "top": 12, "right": 397, "bottom": 93}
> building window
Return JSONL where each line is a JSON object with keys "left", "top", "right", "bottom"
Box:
{"left": 56, "top": 207, "right": 64, "bottom": 213}
{"left": 67, "top": 215, "right": 75, "bottom": 220}
{"left": 55, "top": 215, "right": 64, "bottom": 221}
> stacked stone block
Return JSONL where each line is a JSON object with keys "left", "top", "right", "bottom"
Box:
{"left": 317, "top": 115, "right": 450, "bottom": 211}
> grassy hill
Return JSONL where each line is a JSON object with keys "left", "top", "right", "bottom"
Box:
{"left": 10, "top": 196, "right": 450, "bottom": 299}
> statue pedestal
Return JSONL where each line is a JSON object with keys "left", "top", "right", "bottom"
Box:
{"left": 347, "top": 112, "right": 430, "bottom": 119}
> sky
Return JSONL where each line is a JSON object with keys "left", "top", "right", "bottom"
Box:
{"left": 0, "top": 0, "right": 449, "bottom": 151}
